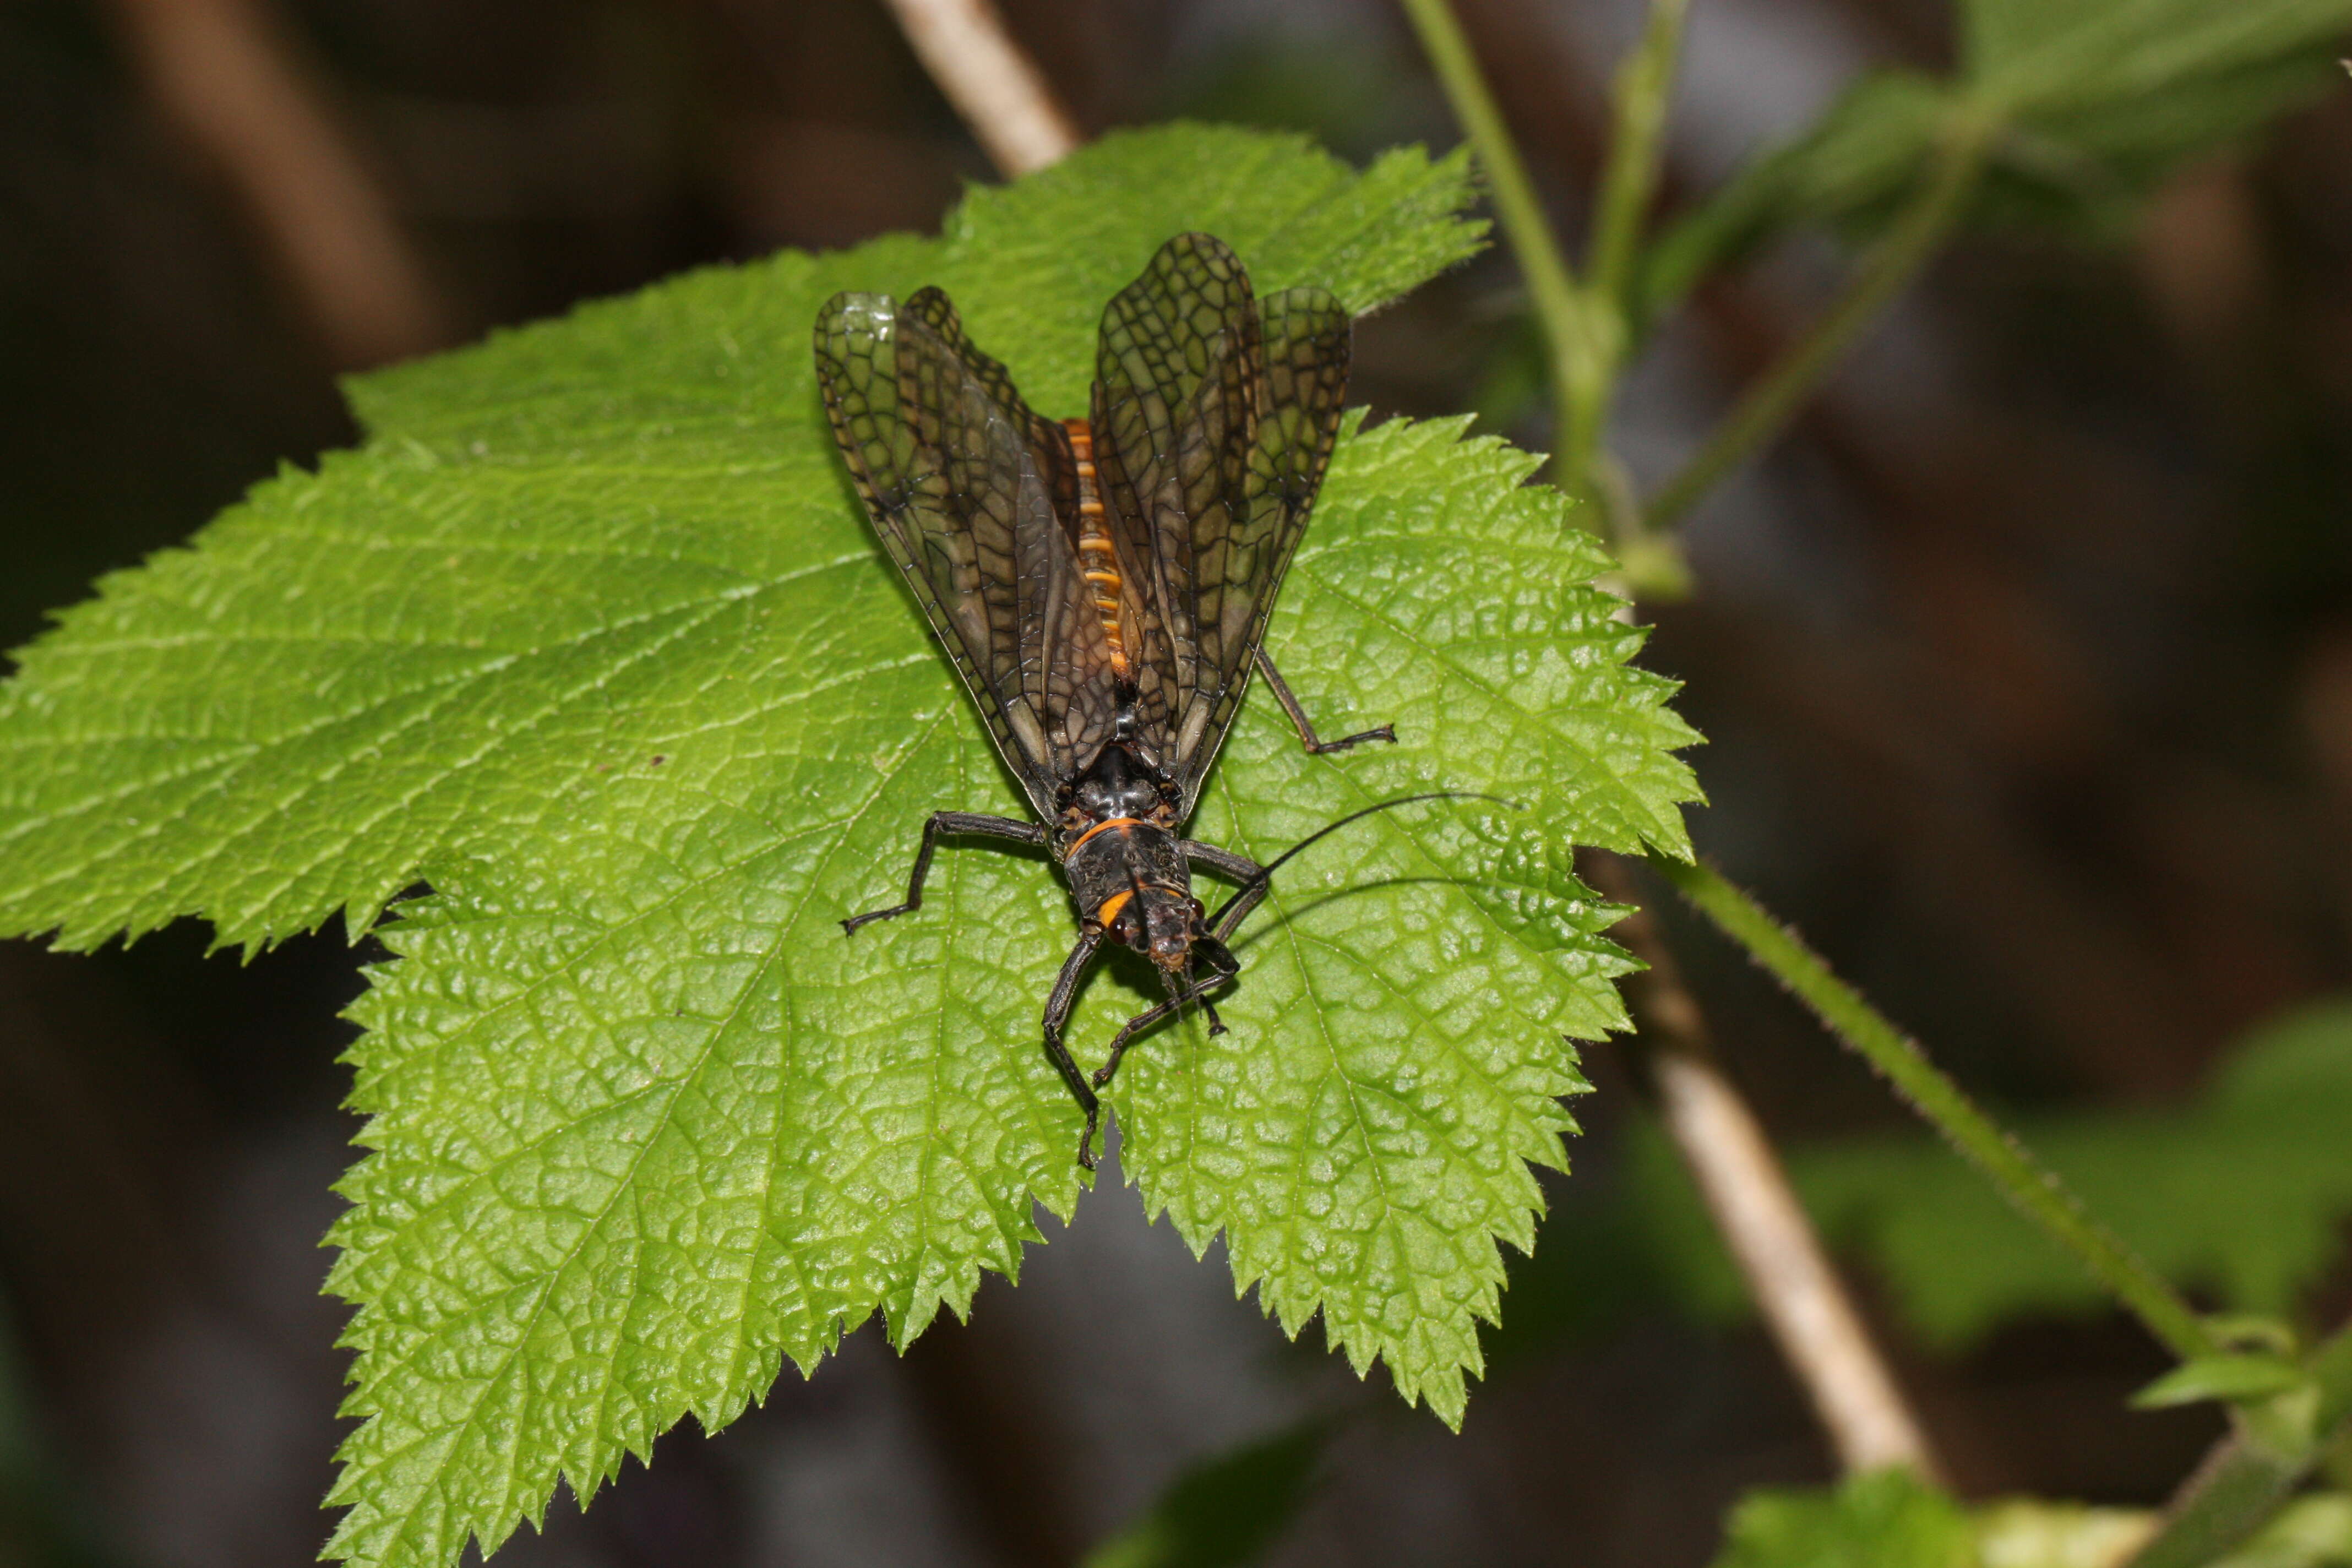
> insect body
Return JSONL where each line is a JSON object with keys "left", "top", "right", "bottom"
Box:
{"left": 815, "top": 233, "right": 1397, "bottom": 1168}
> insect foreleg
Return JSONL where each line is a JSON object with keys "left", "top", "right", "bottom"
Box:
{"left": 1180, "top": 840, "right": 1262, "bottom": 883}
{"left": 1253, "top": 647, "right": 1397, "bottom": 755}
{"left": 1091, "top": 965, "right": 1238, "bottom": 1095}
{"left": 1208, "top": 878, "right": 1272, "bottom": 940}
{"left": 1042, "top": 928, "right": 1107, "bottom": 1168}
{"left": 840, "top": 812, "right": 1047, "bottom": 934}
{"left": 1085, "top": 840, "right": 1266, "bottom": 1097}
{"left": 1181, "top": 837, "right": 1273, "bottom": 934}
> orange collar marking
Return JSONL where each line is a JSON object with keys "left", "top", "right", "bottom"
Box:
{"left": 1068, "top": 816, "right": 1142, "bottom": 854}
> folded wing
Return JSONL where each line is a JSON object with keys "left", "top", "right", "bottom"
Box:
{"left": 816, "top": 287, "right": 1124, "bottom": 819}
{"left": 1091, "top": 233, "right": 1352, "bottom": 815}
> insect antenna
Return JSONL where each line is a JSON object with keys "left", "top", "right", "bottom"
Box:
{"left": 1205, "top": 791, "right": 1519, "bottom": 933}
{"left": 1090, "top": 790, "right": 1517, "bottom": 1094}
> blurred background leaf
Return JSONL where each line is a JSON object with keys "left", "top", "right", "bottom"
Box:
{"left": 1638, "top": 0, "right": 2352, "bottom": 328}
{"left": 1627, "top": 999, "right": 2352, "bottom": 1348}
{"left": 1080, "top": 1420, "right": 1329, "bottom": 1568}
{"left": 1708, "top": 1467, "right": 1977, "bottom": 1568}
{"left": 1703, "top": 1484, "right": 2352, "bottom": 1567}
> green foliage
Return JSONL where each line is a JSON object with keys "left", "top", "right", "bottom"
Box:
{"left": 0, "top": 124, "right": 1702, "bottom": 1568}
{"left": 1639, "top": 0, "right": 2352, "bottom": 324}
{"left": 2128, "top": 1313, "right": 2352, "bottom": 1568}
{"left": 1711, "top": 1468, "right": 1977, "bottom": 1568}
{"left": 1081, "top": 1422, "right": 1328, "bottom": 1568}
{"left": 1974, "top": 1499, "right": 2158, "bottom": 1568}
{"left": 1717, "top": 1481, "right": 2351, "bottom": 1568}
{"left": 2135, "top": 1354, "right": 2313, "bottom": 1410}
{"left": 1631, "top": 1000, "right": 2352, "bottom": 1348}
{"left": 2209, "top": 1495, "right": 2352, "bottom": 1568}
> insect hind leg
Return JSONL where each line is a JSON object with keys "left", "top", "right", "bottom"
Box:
{"left": 840, "top": 812, "right": 1046, "bottom": 934}
{"left": 1254, "top": 647, "right": 1396, "bottom": 754}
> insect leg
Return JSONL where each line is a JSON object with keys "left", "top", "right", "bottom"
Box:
{"left": 1042, "top": 928, "right": 1107, "bottom": 1168}
{"left": 1180, "top": 840, "right": 1262, "bottom": 883}
{"left": 1181, "top": 835, "right": 1271, "bottom": 954}
{"left": 1091, "top": 964, "right": 1237, "bottom": 1094}
{"left": 1092, "top": 1000, "right": 1172, "bottom": 1092}
{"left": 840, "top": 812, "right": 1047, "bottom": 934}
{"left": 1253, "top": 647, "right": 1396, "bottom": 755}
{"left": 1208, "top": 878, "right": 1273, "bottom": 940}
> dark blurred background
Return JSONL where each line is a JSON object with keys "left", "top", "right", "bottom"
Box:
{"left": 3, "top": 1, "right": 2350, "bottom": 1565}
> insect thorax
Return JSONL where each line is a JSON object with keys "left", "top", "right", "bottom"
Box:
{"left": 1060, "top": 815, "right": 1190, "bottom": 935}
{"left": 1055, "top": 740, "right": 1189, "bottom": 932}
{"left": 1057, "top": 734, "right": 1173, "bottom": 828}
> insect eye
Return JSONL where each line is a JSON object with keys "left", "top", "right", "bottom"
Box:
{"left": 1188, "top": 899, "right": 1206, "bottom": 919}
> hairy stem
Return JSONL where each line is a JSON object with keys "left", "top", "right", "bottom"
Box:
{"left": 1587, "top": 853, "right": 1944, "bottom": 1478}
{"left": 1396, "top": 0, "right": 1604, "bottom": 505}
{"left": 878, "top": 0, "right": 1080, "bottom": 177}
{"left": 1643, "top": 112, "right": 1993, "bottom": 530}
{"left": 1649, "top": 853, "right": 2223, "bottom": 1366}
{"left": 1564, "top": 0, "right": 1692, "bottom": 494}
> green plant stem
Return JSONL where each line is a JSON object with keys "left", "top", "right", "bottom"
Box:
{"left": 2126, "top": 1314, "right": 2352, "bottom": 1568}
{"left": 1565, "top": 0, "right": 1691, "bottom": 493}
{"left": 1642, "top": 112, "right": 1994, "bottom": 531}
{"left": 1648, "top": 853, "right": 2223, "bottom": 1366}
{"left": 1396, "top": 0, "right": 1603, "bottom": 505}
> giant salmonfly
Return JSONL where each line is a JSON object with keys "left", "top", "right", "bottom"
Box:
{"left": 816, "top": 232, "right": 1481, "bottom": 1168}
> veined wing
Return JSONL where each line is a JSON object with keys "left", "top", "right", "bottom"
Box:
{"left": 815, "top": 287, "right": 1123, "bottom": 819}
{"left": 1091, "top": 233, "right": 1351, "bottom": 814}
{"left": 1090, "top": 234, "right": 1260, "bottom": 794}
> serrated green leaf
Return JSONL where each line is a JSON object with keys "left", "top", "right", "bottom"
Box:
{"left": 0, "top": 124, "right": 1697, "bottom": 1568}
{"left": 1711, "top": 1468, "right": 1977, "bottom": 1568}
{"left": 316, "top": 406, "right": 1692, "bottom": 1568}
{"left": 1112, "top": 414, "right": 1694, "bottom": 1428}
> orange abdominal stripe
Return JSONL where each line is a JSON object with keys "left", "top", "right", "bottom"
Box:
{"left": 1069, "top": 815, "right": 1143, "bottom": 853}
{"left": 1064, "top": 418, "right": 1127, "bottom": 677}
{"left": 1092, "top": 882, "right": 1191, "bottom": 933}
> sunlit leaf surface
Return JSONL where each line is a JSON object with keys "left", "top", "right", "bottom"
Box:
{"left": 0, "top": 126, "right": 1701, "bottom": 1568}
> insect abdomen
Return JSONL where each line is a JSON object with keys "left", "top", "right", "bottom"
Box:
{"left": 1063, "top": 417, "right": 1127, "bottom": 677}
{"left": 1061, "top": 816, "right": 1190, "bottom": 927}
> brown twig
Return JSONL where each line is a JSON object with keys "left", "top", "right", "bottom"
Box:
{"left": 99, "top": 0, "right": 450, "bottom": 369}
{"left": 876, "top": 0, "right": 1080, "bottom": 177}
{"left": 1585, "top": 850, "right": 1946, "bottom": 1479}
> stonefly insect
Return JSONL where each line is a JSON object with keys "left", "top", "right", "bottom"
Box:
{"left": 817, "top": 232, "right": 1483, "bottom": 1168}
